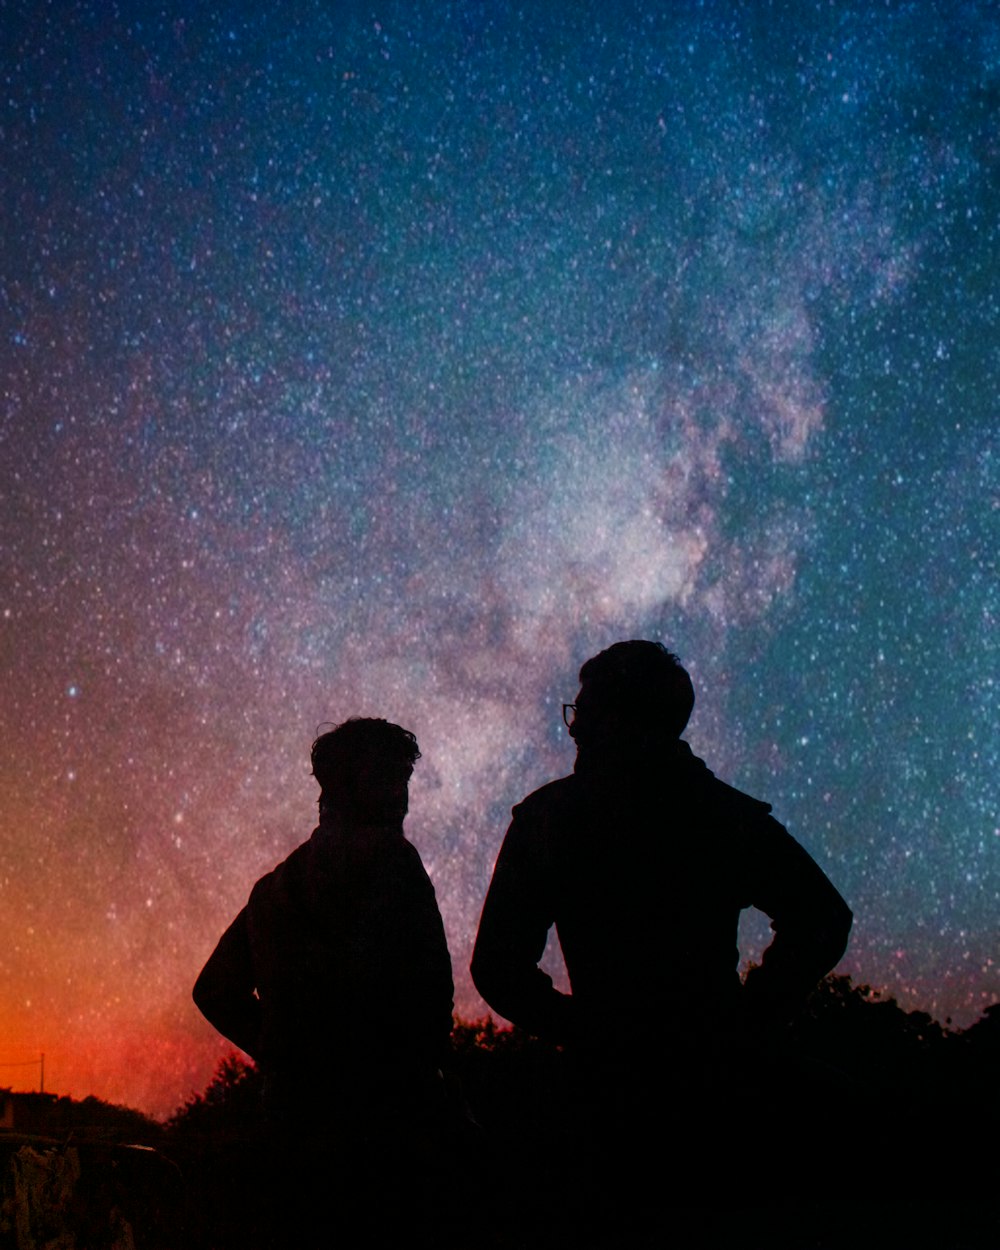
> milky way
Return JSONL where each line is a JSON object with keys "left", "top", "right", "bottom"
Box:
{"left": 1, "top": 1, "right": 997, "bottom": 1117}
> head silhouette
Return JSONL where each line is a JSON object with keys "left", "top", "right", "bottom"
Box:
{"left": 571, "top": 641, "right": 694, "bottom": 751}
{"left": 311, "top": 718, "right": 421, "bottom": 823}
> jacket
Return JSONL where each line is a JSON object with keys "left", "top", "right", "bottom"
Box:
{"left": 194, "top": 814, "right": 454, "bottom": 1085}
{"left": 471, "top": 740, "right": 852, "bottom": 1049}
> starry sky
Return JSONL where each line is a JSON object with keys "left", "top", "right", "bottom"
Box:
{"left": 1, "top": 0, "right": 997, "bottom": 1119}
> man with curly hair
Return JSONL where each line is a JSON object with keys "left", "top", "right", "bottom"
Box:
{"left": 194, "top": 717, "right": 453, "bottom": 1131}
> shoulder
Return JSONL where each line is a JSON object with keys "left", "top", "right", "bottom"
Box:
{"left": 494, "top": 776, "right": 580, "bottom": 870}
{"left": 682, "top": 763, "right": 780, "bottom": 866}
{"left": 671, "top": 740, "right": 771, "bottom": 823}
{"left": 365, "top": 832, "right": 441, "bottom": 901}
{"left": 391, "top": 834, "right": 435, "bottom": 879}
{"left": 247, "top": 830, "right": 317, "bottom": 908}
{"left": 377, "top": 837, "right": 446, "bottom": 924}
{"left": 701, "top": 774, "right": 774, "bottom": 823}
{"left": 511, "top": 774, "right": 578, "bottom": 821}
{"left": 251, "top": 837, "right": 305, "bottom": 884}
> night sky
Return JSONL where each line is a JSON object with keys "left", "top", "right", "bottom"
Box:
{"left": 2, "top": 1, "right": 997, "bottom": 1119}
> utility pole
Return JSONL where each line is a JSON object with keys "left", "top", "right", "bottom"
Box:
{"left": 40, "top": 1053, "right": 44, "bottom": 1095}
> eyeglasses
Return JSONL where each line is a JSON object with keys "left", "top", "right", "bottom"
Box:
{"left": 561, "top": 703, "right": 576, "bottom": 729}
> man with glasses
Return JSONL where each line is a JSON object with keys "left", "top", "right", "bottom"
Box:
{"left": 473, "top": 640, "right": 850, "bottom": 1044}
{"left": 471, "top": 641, "right": 851, "bottom": 1217}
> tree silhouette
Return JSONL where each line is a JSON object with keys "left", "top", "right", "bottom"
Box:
{"left": 163, "top": 982, "right": 1000, "bottom": 1248}
{"left": 167, "top": 1053, "right": 263, "bottom": 1139}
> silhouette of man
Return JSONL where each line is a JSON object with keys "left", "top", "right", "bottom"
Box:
{"left": 472, "top": 640, "right": 852, "bottom": 1076}
{"left": 194, "top": 718, "right": 454, "bottom": 1132}
{"left": 471, "top": 643, "right": 853, "bottom": 1237}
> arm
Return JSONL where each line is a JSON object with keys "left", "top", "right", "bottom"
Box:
{"left": 398, "top": 846, "right": 456, "bottom": 1071}
{"left": 743, "top": 817, "right": 853, "bottom": 1017}
{"left": 470, "top": 803, "right": 576, "bottom": 1043}
{"left": 192, "top": 907, "right": 263, "bottom": 1060}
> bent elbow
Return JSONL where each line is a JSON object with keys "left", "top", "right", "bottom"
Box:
{"left": 469, "top": 947, "right": 498, "bottom": 1006}
{"left": 832, "top": 899, "right": 853, "bottom": 962}
{"left": 815, "top": 897, "right": 853, "bottom": 974}
{"left": 470, "top": 946, "right": 523, "bottom": 1025}
{"left": 191, "top": 974, "right": 212, "bottom": 1018}
{"left": 192, "top": 966, "right": 225, "bottom": 1020}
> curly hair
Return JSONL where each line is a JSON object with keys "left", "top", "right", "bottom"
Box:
{"left": 310, "top": 717, "right": 421, "bottom": 795}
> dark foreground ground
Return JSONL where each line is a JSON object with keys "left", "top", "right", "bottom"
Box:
{"left": 3, "top": 978, "right": 999, "bottom": 1247}
{"left": 1, "top": 1111, "right": 996, "bottom": 1250}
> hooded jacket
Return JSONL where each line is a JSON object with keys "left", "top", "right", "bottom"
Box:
{"left": 471, "top": 740, "right": 851, "bottom": 1050}
{"left": 194, "top": 815, "right": 454, "bottom": 1083}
